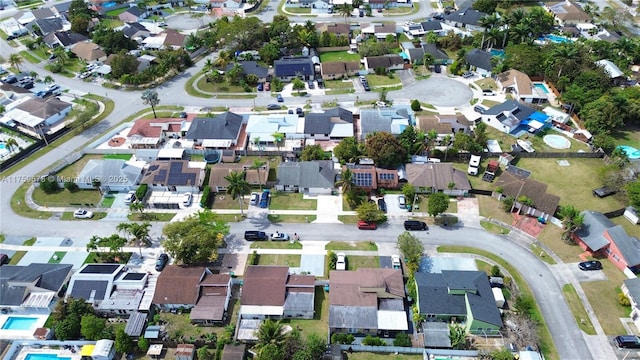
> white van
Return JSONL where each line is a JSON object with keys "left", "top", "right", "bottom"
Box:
{"left": 468, "top": 155, "right": 481, "bottom": 175}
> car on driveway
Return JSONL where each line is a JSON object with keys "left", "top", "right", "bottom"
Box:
{"left": 182, "top": 192, "right": 193, "bottom": 206}
{"left": 482, "top": 89, "right": 496, "bottom": 96}
{"left": 363, "top": 82, "right": 371, "bottom": 91}
{"left": 474, "top": 105, "right": 487, "bottom": 113}
{"left": 124, "top": 191, "right": 137, "bottom": 204}
{"left": 392, "top": 254, "right": 401, "bottom": 269}
{"left": 250, "top": 192, "right": 260, "bottom": 206}
{"left": 462, "top": 71, "right": 474, "bottom": 78}
{"left": 357, "top": 220, "right": 377, "bottom": 230}
{"left": 257, "top": 83, "right": 263, "bottom": 91}
{"left": 270, "top": 232, "right": 290, "bottom": 241}
{"left": 260, "top": 190, "right": 270, "bottom": 208}
{"left": 155, "top": 254, "right": 169, "bottom": 271}
{"left": 35, "top": 90, "right": 48, "bottom": 98}
{"left": 45, "top": 84, "right": 60, "bottom": 92}
{"left": 276, "top": 94, "right": 284, "bottom": 102}
{"left": 398, "top": 195, "right": 406, "bottom": 209}
{"left": 73, "top": 209, "right": 93, "bottom": 219}
{"left": 267, "top": 104, "right": 281, "bottom": 110}
{"left": 336, "top": 253, "right": 346, "bottom": 270}
{"left": 377, "top": 198, "right": 387, "bottom": 212}
{"left": 614, "top": 335, "right": 640, "bottom": 349}
{"left": 578, "top": 260, "right": 602, "bottom": 271}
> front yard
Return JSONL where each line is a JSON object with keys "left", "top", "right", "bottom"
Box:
{"left": 32, "top": 188, "right": 101, "bottom": 207}
{"left": 269, "top": 192, "right": 317, "bottom": 210}
{"left": 325, "top": 241, "right": 377, "bottom": 251}
{"left": 365, "top": 74, "right": 402, "bottom": 87}
{"left": 319, "top": 51, "right": 361, "bottom": 63}
{"left": 342, "top": 255, "right": 379, "bottom": 271}
{"left": 256, "top": 254, "right": 301, "bottom": 267}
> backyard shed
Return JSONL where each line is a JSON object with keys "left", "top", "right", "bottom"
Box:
{"left": 492, "top": 288, "right": 505, "bottom": 308}
{"left": 624, "top": 207, "right": 640, "bottom": 225}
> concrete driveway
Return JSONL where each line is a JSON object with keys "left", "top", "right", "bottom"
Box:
{"left": 384, "top": 194, "right": 408, "bottom": 215}
{"left": 389, "top": 75, "right": 473, "bottom": 107}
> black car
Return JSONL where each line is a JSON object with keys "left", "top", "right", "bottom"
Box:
{"left": 615, "top": 335, "right": 640, "bottom": 349}
{"left": 404, "top": 220, "right": 428, "bottom": 231}
{"left": 155, "top": 254, "right": 169, "bottom": 271}
{"left": 434, "top": 64, "right": 442, "bottom": 73}
{"left": 267, "top": 104, "right": 281, "bottom": 110}
{"left": 377, "top": 198, "right": 387, "bottom": 213}
{"left": 363, "top": 83, "right": 371, "bottom": 91}
{"left": 2, "top": 75, "right": 17, "bottom": 84}
{"left": 578, "top": 260, "right": 602, "bottom": 271}
{"left": 0, "top": 253, "right": 9, "bottom": 265}
{"left": 244, "top": 231, "right": 268, "bottom": 241}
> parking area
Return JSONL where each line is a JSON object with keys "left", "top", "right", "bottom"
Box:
{"left": 390, "top": 76, "right": 473, "bottom": 107}
{"left": 383, "top": 194, "right": 409, "bottom": 215}
{"left": 550, "top": 263, "right": 608, "bottom": 284}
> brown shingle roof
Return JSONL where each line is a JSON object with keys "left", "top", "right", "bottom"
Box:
{"left": 548, "top": 1, "right": 592, "bottom": 22}
{"left": 71, "top": 41, "right": 106, "bottom": 61}
{"left": 152, "top": 266, "right": 206, "bottom": 305}
{"left": 208, "top": 163, "right": 267, "bottom": 189}
{"left": 320, "top": 61, "right": 360, "bottom": 76}
{"left": 241, "top": 266, "right": 289, "bottom": 306}
{"left": 497, "top": 69, "right": 533, "bottom": 96}
{"left": 329, "top": 268, "right": 404, "bottom": 307}
{"left": 316, "top": 23, "right": 350, "bottom": 35}
{"left": 164, "top": 29, "right": 186, "bottom": 47}
{"left": 405, "top": 163, "right": 471, "bottom": 191}
{"left": 494, "top": 171, "right": 560, "bottom": 216}
{"left": 16, "top": 97, "right": 71, "bottom": 119}
{"left": 417, "top": 115, "right": 453, "bottom": 134}
{"left": 365, "top": 55, "right": 404, "bottom": 69}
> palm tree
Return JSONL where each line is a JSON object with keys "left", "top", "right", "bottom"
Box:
{"left": 442, "top": 134, "right": 452, "bottom": 162}
{"left": 256, "top": 320, "right": 287, "bottom": 348}
{"left": 9, "top": 53, "right": 23, "bottom": 71}
{"left": 337, "top": 4, "right": 354, "bottom": 23}
{"left": 253, "top": 136, "right": 262, "bottom": 154}
{"left": 5, "top": 138, "right": 18, "bottom": 153}
{"left": 251, "top": 159, "right": 266, "bottom": 190}
{"left": 203, "top": 58, "right": 215, "bottom": 76}
{"left": 224, "top": 171, "right": 251, "bottom": 217}
{"left": 505, "top": 8, "right": 526, "bottom": 27}
{"left": 129, "top": 201, "right": 146, "bottom": 218}
{"left": 117, "top": 222, "right": 151, "bottom": 257}
{"left": 509, "top": 23, "right": 531, "bottom": 45}
{"left": 558, "top": 205, "right": 584, "bottom": 244}
{"left": 141, "top": 89, "right": 160, "bottom": 118}
{"left": 91, "top": 178, "right": 102, "bottom": 195}
{"left": 215, "top": 50, "right": 232, "bottom": 70}
{"left": 335, "top": 168, "right": 354, "bottom": 194}
{"left": 423, "top": 53, "right": 434, "bottom": 70}
{"left": 271, "top": 132, "right": 285, "bottom": 151}
{"left": 43, "top": 75, "right": 54, "bottom": 85}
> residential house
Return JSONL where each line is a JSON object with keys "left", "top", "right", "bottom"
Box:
{"left": 71, "top": 41, "right": 107, "bottom": 62}
{"left": 275, "top": 160, "right": 337, "bottom": 195}
{"left": 545, "top": 0, "right": 591, "bottom": 26}
{"left": 496, "top": 69, "right": 549, "bottom": 104}
{"left": 140, "top": 160, "right": 206, "bottom": 193}
{"left": 417, "top": 114, "right": 471, "bottom": 138}
{"left": 221, "top": 344, "right": 246, "bottom": 360}
{"left": 208, "top": 162, "right": 269, "bottom": 192}
{"left": 572, "top": 211, "right": 640, "bottom": 273}
{"left": 403, "top": 22, "right": 426, "bottom": 37}
{"left": 414, "top": 271, "right": 503, "bottom": 336}
{"left": 405, "top": 163, "right": 471, "bottom": 196}
{"left": 127, "top": 117, "right": 190, "bottom": 149}
{"left": 274, "top": 57, "right": 315, "bottom": 82}
{"left": 185, "top": 112, "right": 246, "bottom": 150}
{"left": 121, "top": 22, "right": 151, "bottom": 42}
{"left": 225, "top": 61, "right": 270, "bottom": 83}
{"left": 621, "top": 278, "right": 640, "bottom": 332}
{"left": 359, "top": 106, "right": 414, "bottom": 140}
{"left": 465, "top": 49, "right": 494, "bottom": 77}
{"left": 361, "top": 23, "right": 398, "bottom": 41}
{"left": 480, "top": 100, "right": 550, "bottom": 135}
{"left": 442, "top": 8, "right": 487, "bottom": 31}
{"left": 303, "top": 107, "right": 354, "bottom": 140}
{"left": 420, "top": 20, "right": 446, "bottom": 36}
{"left": 51, "top": 1, "right": 73, "bottom": 20}
{"left": 494, "top": 170, "right": 560, "bottom": 220}
{"left": 246, "top": 113, "right": 303, "bottom": 151}
{"left": 329, "top": 268, "right": 407, "bottom": 336}
{"left": 239, "top": 266, "right": 315, "bottom": 320}
{"left": 363, "top": 55, "right": 405, "bottom": 72}
{"left": 88, "top": 339, "right": 116, "bottom": 360}
{"left": 0, "top": 263, "right": 72, "bottom": 311}
{"left": 29, "top": 17, "right": 68, "bottom": 36}
{"left": 12, "top": 11, "right": 36, "bottom": 27}
{"left": 43, "top": 31, "right": 88, "bottom": 49}
{"left": 164, "top": 29, "right": 187, "bottom": 50}
{"left": 5, "top": 96, "right": 72, "bottom": 133}
{"left": 153, "top": 266, "right": 233, "bottom": 324}
{"left": 320, "top": 61, "right": 360, "bottom": 80}
{"left": 296, "top": 0, "right": 331, "bottom": 8}
{"left": 76, "top": 159, "right": 146, "bottom": 192}
{"left": 401, "top": 42, "right": 450, "bottom": 65}
{"left": 315, "top": 23, "right": 351, "bottom": 37}
{"left": 595, "top": 59, "right": 626, "bottom": 86}
{"left": 175, "top": 344, "right": 195, "bottom": 360}
{"left": 118, "top": 6, "right": 149, "bottom": 23}
{"left": 66, "top": 264, "right": 149, "bottom": 316}
{"left": 210, "top": 0, "right": 243, "bottom": 9}
{"left": 344, "top": 164, "right": 399, "bottom": 190}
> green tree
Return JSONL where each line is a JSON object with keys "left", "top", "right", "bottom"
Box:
{"left": 138, "top": 337, "right": 150, "bottom": 352}
{"left": 292, "top": 78, "right": 306, "bottom": 93}
{"left": 489, "top": 348, "right": 515, "bottom": 360}
{"left": 335, "top": 168, "right": 354, "bottom": 195}
{"left": 393, "top": 333, "right": 412, "bottom": 347}
{"left": 411, "top": 99, "right": 421, "bottom": 111}
{"left": 356, "top": 201, "right": 386, "bottom": 223}
{"left": 398, "top": 125, "right": 426, "bottom": 155}
{"left": 449, "top": 324, "right": 467, "bottom": 349}
{"left": 428, "top": 192, "right": 449, "bottom": 217}
{"left": 251, "top": 159, "right": 266, "bottom": 190}
{"left": 110, "top": 53, "right": 139, "bottom": 79}
{"left": 80, "top": 314, "right": 106, "bottom": 340}
{"left": 53, "top": 297, "right": 95, "bottom": 340}
{"left": 365, "top": 132, "right": 407, "bottom": 169}
{"left": 162, "top": 210, "right": 229, "bottom": 265}
{"left": 224, "top": 171, "right": 251, "bottom": 217}
{"left": 115, "top": 326, "right": 133, "bottom": 354}
{"left": 402, "top": 183, "right": 416, "bottom": 208}
{"left": 40, "top": 177, "right": 60, "bottom": 194}
{"left": 473, "top": 0, "right": 497, "bottom": 13}
{"left": 300, "top": 144, "right": 328, "bottom": 161}
{"left": 116, "top": 221, "right": 151, "bottom": 257}
{"left": 397, "top": 231, "right": 424, "bottom": 274}
{"left": 258, "top": 42, "right": 281, "bottom": 65}
{"left": 9, "top": 53, "right": 23, "bottom": 71}
{"left": 86, "top": 234, "right": 127, "bottom": 254}
{"left": 5, "top": 138, "right": 18, "bottom": 153}
{"left": 71, "top": 17, "right": 90, "bottom": 35}
{"left": 256, "top": 319, "right": 287, "bottom": 347}
{"left": 627, "top": 181, "right": 640, "bottom": 211}
{"left": 141, "top": 89, "right": 160, "bottom": 118}
{"left": 272, "top": 132, "right": 285, "bottom": 151}
{"left": 558, "top": 205, "right": 584, "bottom": 244}
{"left": 333, "top": 137, "right": 361, "bottom": 164}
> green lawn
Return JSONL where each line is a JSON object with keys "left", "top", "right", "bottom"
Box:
{"left": 105, "top": 7, "right": 128, "bottom": 17}
{"left": 127, "top": 213, "right": 176, "bottom": 221}
{"left": 48, "top": 252, "right": 66, "bottom": 264}
{"left": 268, "top": 214, "right": 316, "bottom": 223}
{"left": 269, "top": 192, "right": 317, "bottom": 210}
{"left": 480, "top": 220, "right": 510, "bottom": 235}
{"left": 100, "top": 18, "right": 124, "bottom": 29}
{"left": 284, "top": 6, "right": 311, "bottom": 13}
{"left": 364, "top": 74, "right": 402, "bottom": 87}
{"left": 32, "top": 188, "right": 101, "bottom": 207}
{"left": 319, "top": 51, "right": 361, "bottom": 63}
{"left": 347, "top": 354, "right": 422, "bottom": 360}
{"left": 19, "top": 50, "right": 41, "bottom": 64}
{"left": 337, "top": 215, "right": 359, "bottom": 224}
{"left": 54, "top": 154, "right": 103, "bottom": 178}
{"left": 60, "top": 211, "right": 108, "bottom": 220}
{"left": 103, "top": 154, "right": 132, "bottom": 160}
{"left": 562, "top": 284, "right": 596, "bottom": 335}
{"left": 256, "top": 254, "right": 301, "bottom": 267}
{"left": 9, "top": 251, "right": 26, "bottom": 265}
{"left": 284, "top": 287, "right": 328, "bottom": 337}
{"left": 23, "top": 237, "right": 36, "bottom": 246}
{"left": 325, "top": 79, "right": 355, "bottom": 90}
{"left": 250, "top": 241, "right": 303, "bottom": 250}
{"left": 101, "top": 195, "right": 116, "bottom": 208}
{"left": 530, "top": 243, "right": 556, "bottom": 265}
{"left": 343, "top": 255, "right": 379, "bottom": 271}
{"left": 582, "top": 263, "right": 630, "bottom": 335}
{"left": 210, "top": 192, "right": 247, "bottom": 210}
{"left": 197, "top": 76, "right": 252, "bottom": 93}
{"left": 325, "top": 241, "right": 377, "bottom": 251}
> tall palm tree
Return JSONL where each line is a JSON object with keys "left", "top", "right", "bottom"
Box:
{"left": 335, "top": 168, "right": 354, "bottom": 194}
{"left": 271, "top": 132, "right": 285, "bottom": 151}
{"left": 224, "top": 171, "right": 251, "bottom": 217}
{"left": 506, "top": 8, "right": 526, "bottom": 27}
{"left": 117, "top": 222, "right": 152, "bottom": 257}
{"left": 253, "top": 136, "right": 262, "bottom": 154}
{"left": 5, "top": 138, "right": 18, "bottom": 153}
{"left": 251, "top": 159, "right": 266, "bottom": 190}
{"left": 215, "top": 50, "right": 232, "bottom": 70}
{"left": 43, "top": 75, "right": 54, "bottom": 85}
{"left": 9, "top": 53, "right": 23, "bottom": 71}
{"left": 337, "top": 4, "right": 354, "bottom": 24}
{"left": 92, "top": 178, "right": 102, "bottom": 195}
{"left": 558, "top": 205, "right": 584, "bottom": 244}
{"left": 203, "top": 58, "right": 215, "bottom": 75}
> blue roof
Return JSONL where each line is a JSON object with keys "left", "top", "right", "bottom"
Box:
{"left": 274, "top": 57, "right": 314, "bottom": 77}
{"left": 399, "top": 52, "right": 409, "bottom": 60}
{"left": 529, "top": 112, "right": 549, "bottom": 122}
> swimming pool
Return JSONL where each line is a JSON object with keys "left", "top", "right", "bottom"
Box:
{"left": 544, "top": 34, "right": 572, "bottom": 43}
{"left": 0, "top": 143, "right": 5, "bottom": 149}
{"left": 103, "top": 1, "right": 117, "bottom": 8}
{"left": 617, "top": 145, "right": 640, "bottom": 160}
{"left": 1, "top": 316, "right": 38, "bottom": 330}
{"left": 543, "top": 135, "right": 570, "bottom": 149}
{"left": 490, "top": 49, "right": 505, "bottom": 58}
{"left": 25, "top": 354, "right": 72, "bottom": 360}
{"left": 533, "top": 83, "right": 549, "bottom": 94}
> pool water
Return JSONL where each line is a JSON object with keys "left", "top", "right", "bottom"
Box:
{"left": 490, "top": 49, "right": 505, "bottom": 58}
{"left": 543, "top": 135, "right": 570, "bottom": 149}
{"left": 0, "top": 143, "right": 5, "bottom": 149}
{"left": 103, "top": 1, "right": 117, "bottom": 8}
{"left": 533, "top": 83, "right": 549, "bottom": 94}
{"left": 543, "top": 34, "right": 572, "bottom": 43}
{"left": 1, "top": 316, "right": 38, "bottom": 330}
{"left": 617, "top": 145, "right": 640, "bottom": 160}
{"left": 25, "top": 354, "right": 72, "bottom": 360}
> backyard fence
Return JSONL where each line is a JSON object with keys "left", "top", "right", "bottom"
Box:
{"left": 604, "top": 208, "right": 626, "bottom": 218}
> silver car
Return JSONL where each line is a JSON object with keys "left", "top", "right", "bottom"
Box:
{"left": 250, "top": 192, "right": 260, "bottom": 206}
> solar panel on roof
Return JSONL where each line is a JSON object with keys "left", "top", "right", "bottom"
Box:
{"left": 154, "top": 169, "right": 167, "bottom": 182}
{"left": 81, "top": 264, "right": 121, "bottom": 274}
{"left": 123, "top": 273, "right": 146, "bottom": 280}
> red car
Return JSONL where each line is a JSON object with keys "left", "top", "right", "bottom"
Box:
{"left": 357, "top": 221, "right": 377, "bottom": 230}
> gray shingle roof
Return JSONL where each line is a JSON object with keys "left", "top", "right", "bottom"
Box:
{"left": 443, "top": 7, "right": 487, "bottom": 26}
{"left": 624, "top": 277, "right": 640, "bottom": 303}
{"left": 303, "top": 107, "right": 353, "bottom": 135}
{"left": 574, "top": 211, "right": 614, "bottom": 251}
{"left": 276, "top": 160, "right": 336, "bottom": 189}
{"left": 466, "top": 48, "right": 493, "bottom": 71}
{"left": 124, "top": 6, "right": 144, "bottom": 17}
{"left": 359, "top": 106, "right": 413, "bottom": 138}
{"left": 484, "top": 100, "right": 536, "bottom": 121}
{"left": 32, "top": 7, "right": 55, "bottom": 19}
{"left": 329, "top": 305, "right": 378, "bottom": 329}
{"left": 185, "top": 112, "right": 243, "bottom": 140}
{"left": 0, "top": 263, "right": 72, "bottom": 306}
{"left": 49, "top": 31, "right": 88, "bottom": 47}
{"left": 283, "top": 292, "right": 314, "bottom": 313}
{"left": 32, "top": 18, "right": 64, "bottom": 35}
{"left": 77, "top": 159, "right": 143, "bottom": 187}
{"left": 607, "top": 225, "right": 640, "bottom": 266}
{"left": 274, "top": 57, "right": 314, "bottom": 77}
{"left": 225, "top": 61, "right": 269, "bottom": 79}
{"left": 420, "top": 20, "right": 443, "bottom": 31}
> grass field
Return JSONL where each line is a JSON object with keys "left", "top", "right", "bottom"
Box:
{"left": 269, "top": 192, "right": 317, "bottom": 210}
{"left": 562, "top": 284, "right": 596, "bottom": 335}
{"left": 250, "top": 241, "right": 303, "bottom": 250}
{"left": 344, "top": 255, "right": 379, "bottom": 271}
{"left": 101, "top": 196, "right": 115, "bottom": 208}
{"left": 55, "top": 154, "right": 102, "bottom": 178}
{"left": 127, "top": 213, "right": 175, "bottom": 221}
{"left": 582, "top": 263, "right": 630, "bottom": 335}
{"left": 337, "top": 215, "right": 359, "bottom": 224}
{"left": 346, "top": 353, "right": 423, "bottom": 360}
{"left": 284, "top": 6, "right": 311, "bottom": 13}
{"left": 257, "top": 254, "right": 301, "bottom": 267}
{"left": 365, "top": 74, "right": 402, "bottom": 87}
{"left": 60, "top": 211, "right": 108, "bottom": 220}
{"left": 480, "top": 220, "right": 510, "bottom": 235}
{"left": 19, "top": 50, "right": 40, "bottom": 64}
{"left": 325, "top": 79, "right": 355, "bottom": 90}
{"left": 9, "top": 251, "right": 26, "bottom": 265}
{"left": 319, "top": 51, "right": 361, "bottom": 63}
{"left": 536, "top": 224, "right": 581, "bottom": 263}
{"left": 197, "top": 76, "right": 250, "bottom": 93}
{"left": 48, "top": 252, "right": 66, "bottom": 264}
{"left": 103, "top": 154, "right": 132, "bottom": 160}
{"left": 211, "top": 193, "right": 247, "bottom": 210}
{"left": 325, "top": 241, "right": 378, "bottom": 251}
{"left": 105, "top": 7, "right": 128, "bottom": 17}
{"left": 32, "top": 188, "right": 101, "bottom": 207}
{"left": 268, "top": 214, "right": 316, "bottom": 223}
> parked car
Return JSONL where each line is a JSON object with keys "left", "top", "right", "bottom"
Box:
{"left": 73, "top": 209, "right": 94, "bottom": 219}
{"left": 244, "top": 231, "right": 268, "bottom": 241}
{"left": 270, "top": 232, "right": 290, "bottom": 241}
{"left": 257, "top": 83, "right": 263, "bottom": 91}
{"left": 392, "top": 254, "right": 401, "bottom": 269}
{"left": 260, "top": 190, "right": 270, "bottom": 208}
{"left": 2, "top": 75, "right": 17, "bottom": 84}
{"left": 404, "top": 220, "right": 428, "bottom": 231}
{"left": 267, "top": 104, "right": 281, "bottom": 110}
{"left": 250, "top": 192, "right": 260, "bottom": 206}
{"left": 336, "top": 253, "right": 346, "bottom": 270}
{"left": 45, "top": 84, "right": 60, "bottom": 92}
{"left": 578, "top": 260, "right": 602, "bottom": 271}
{"left": 34, "top": 90, "right": 48, "bottom": 98}
{"left": 434, "top": 64, "right": 442, "bottom": 73}
{"left": 474, "top": 105, "right": 487, "bottom": 113}
{"left": 276, "top": 94, "right": 284, "bottom": 102}
{"left": 359, "top": 75, "right": 367, "bottom": 84}
{"left": 462, "top": 71, "right": 474, "bottom": 78}
{"left": 615, "top": 335, "right": 640, "bottom": 349}
{"left": 357, "top": 220, "right": 377, "bottom": 230}
{"left": 179, "top": 112, "right": 188, "bottom": 118}
{"left": 155, "top": 254, "right": 169, "bottom": 271}
{"left": 124, "top": 191, "right": 137, "bottom": 204}
{"left": 398, "top": 195, "right": 406, "bottom": 208}
{"left": 182, "top": 192, "right": 193, "bottom": 206}
{"left": 363, "top": 82, "right": 371, "bottom": 91}
{"left": 20, "top": 81, "right": 34, "bottom": 89}
{"left": 377, "top": 198, "right": 387, "bottom": 212}
{"left": 482, "top": 89, "right": 496, "bottom": 96}
{"left": 307, "top": 80, "right": 315, "bottom": 89}
{"left": 0, "top": 253, "right": 9, "bottom": 265}
{"left": 0, "top": 68, "right": 7, "bottom": 75}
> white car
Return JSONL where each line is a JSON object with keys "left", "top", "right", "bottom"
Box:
{"left": 392, "top": 254, "right": 401, "bottom": 269}
{"left": 270, "top": 232, "right": 290, "bottom": 241}
{"left": 336, "top": 253, "right": 346, "bottom": 270}
{"left": 398, "top": 195, "right": 406, "bottom": 209}
{"left": 73, "top": 209, "right": 93, "bottom": 219}
{"left": 250, "top": 192, "right": 260, "bottom": 206}
{"left": 45, "top": 83, "right": 59, "bottom": 92}
{"left": 182, "top": 192, "right": 193, "bottom": 206}
{"left": 124, "top": 191, "right": 136, "bottom": 204}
